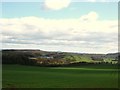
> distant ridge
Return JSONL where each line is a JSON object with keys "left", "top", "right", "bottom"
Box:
{"left": 2, "top": 49, "right": 119, "bottom": 66}
{"left": 1, "top": 49, "right": 119, "bottom": 55}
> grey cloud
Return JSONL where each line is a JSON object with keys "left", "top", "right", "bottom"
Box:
{"left": 71, "top": 32, "right": 117, "bottom": 43}
{"left": 1, "top": 17, "right": 118, "bottom": 53}
{"left": 2, "top": 29, "right": 118, "bottom": 49}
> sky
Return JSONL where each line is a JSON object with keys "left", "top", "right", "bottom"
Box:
{"left": 0, "top": 0, "right": 118, "bottom": 54}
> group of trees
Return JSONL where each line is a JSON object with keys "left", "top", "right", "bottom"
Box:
{"left": 2, "top": 51, "right": 86, "bottom": 66}
{"left": 2, "top": 51, "right": 36, "bottom": 65}
{"left": 2, "top": 51, "right": 67, "bottom": 66}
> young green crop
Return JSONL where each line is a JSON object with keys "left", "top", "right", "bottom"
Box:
{"left": 2, "top": 64, "right": 118, "bottom": 88}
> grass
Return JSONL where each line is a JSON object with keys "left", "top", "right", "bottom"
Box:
{"left": 2, "top": 64, "right": 119, "bottom": 88}
{"left": 63, "top": 55, "right": 94, "bottom": 63}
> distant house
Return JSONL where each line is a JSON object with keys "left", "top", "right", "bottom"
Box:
{"left": 29, "top": 55, "right": 53, "bottom": 60}
{"left": 40, "top": 56, "right": 53, "bottom": 59}
{"left": 29, "top": 57, "right": 37, "bottom": 60}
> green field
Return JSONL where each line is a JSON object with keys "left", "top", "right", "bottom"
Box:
{"left": 2, "top": 64, "right": 119, "bottom": 88}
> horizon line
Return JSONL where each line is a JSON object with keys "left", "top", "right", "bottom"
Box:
{"left": 1, "top": 48, "right": 119, "bottom": 54}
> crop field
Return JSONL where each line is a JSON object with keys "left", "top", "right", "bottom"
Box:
{"left": 2, "top": 64, "right": 119, "bottom": 88}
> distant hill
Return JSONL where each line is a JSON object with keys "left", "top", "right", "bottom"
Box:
{"left": 105, "top": 53, "right": 119, "bottom": 59}
{"left": 2, "top": 49, "right": 119, "bottom": 66}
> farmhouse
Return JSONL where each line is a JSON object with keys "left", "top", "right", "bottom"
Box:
{"left": 29, "top": 57, "right": 37, "bottom": 60}
{"left": 40, "top": 56, "right": 53, "bottom": 59}
{"left": 29, "top": 55, "right": 54, "bottom": 60}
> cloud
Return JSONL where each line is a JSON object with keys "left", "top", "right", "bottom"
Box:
{"left": 80, "top": 11, "right": 98, "bottom": 21}
{"left": 1, "top": 11, "right": 118, "bottom": 53}
{"left": 44, "top": 0, "right": 71, "bottom": 10}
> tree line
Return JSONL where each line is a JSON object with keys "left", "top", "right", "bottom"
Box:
{"left": 2, "top": 51, "right": 36, "bottom": 65}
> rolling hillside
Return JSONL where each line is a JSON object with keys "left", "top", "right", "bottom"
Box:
{"left": 2, "top": 49, "right": 119, "bottom": 66}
